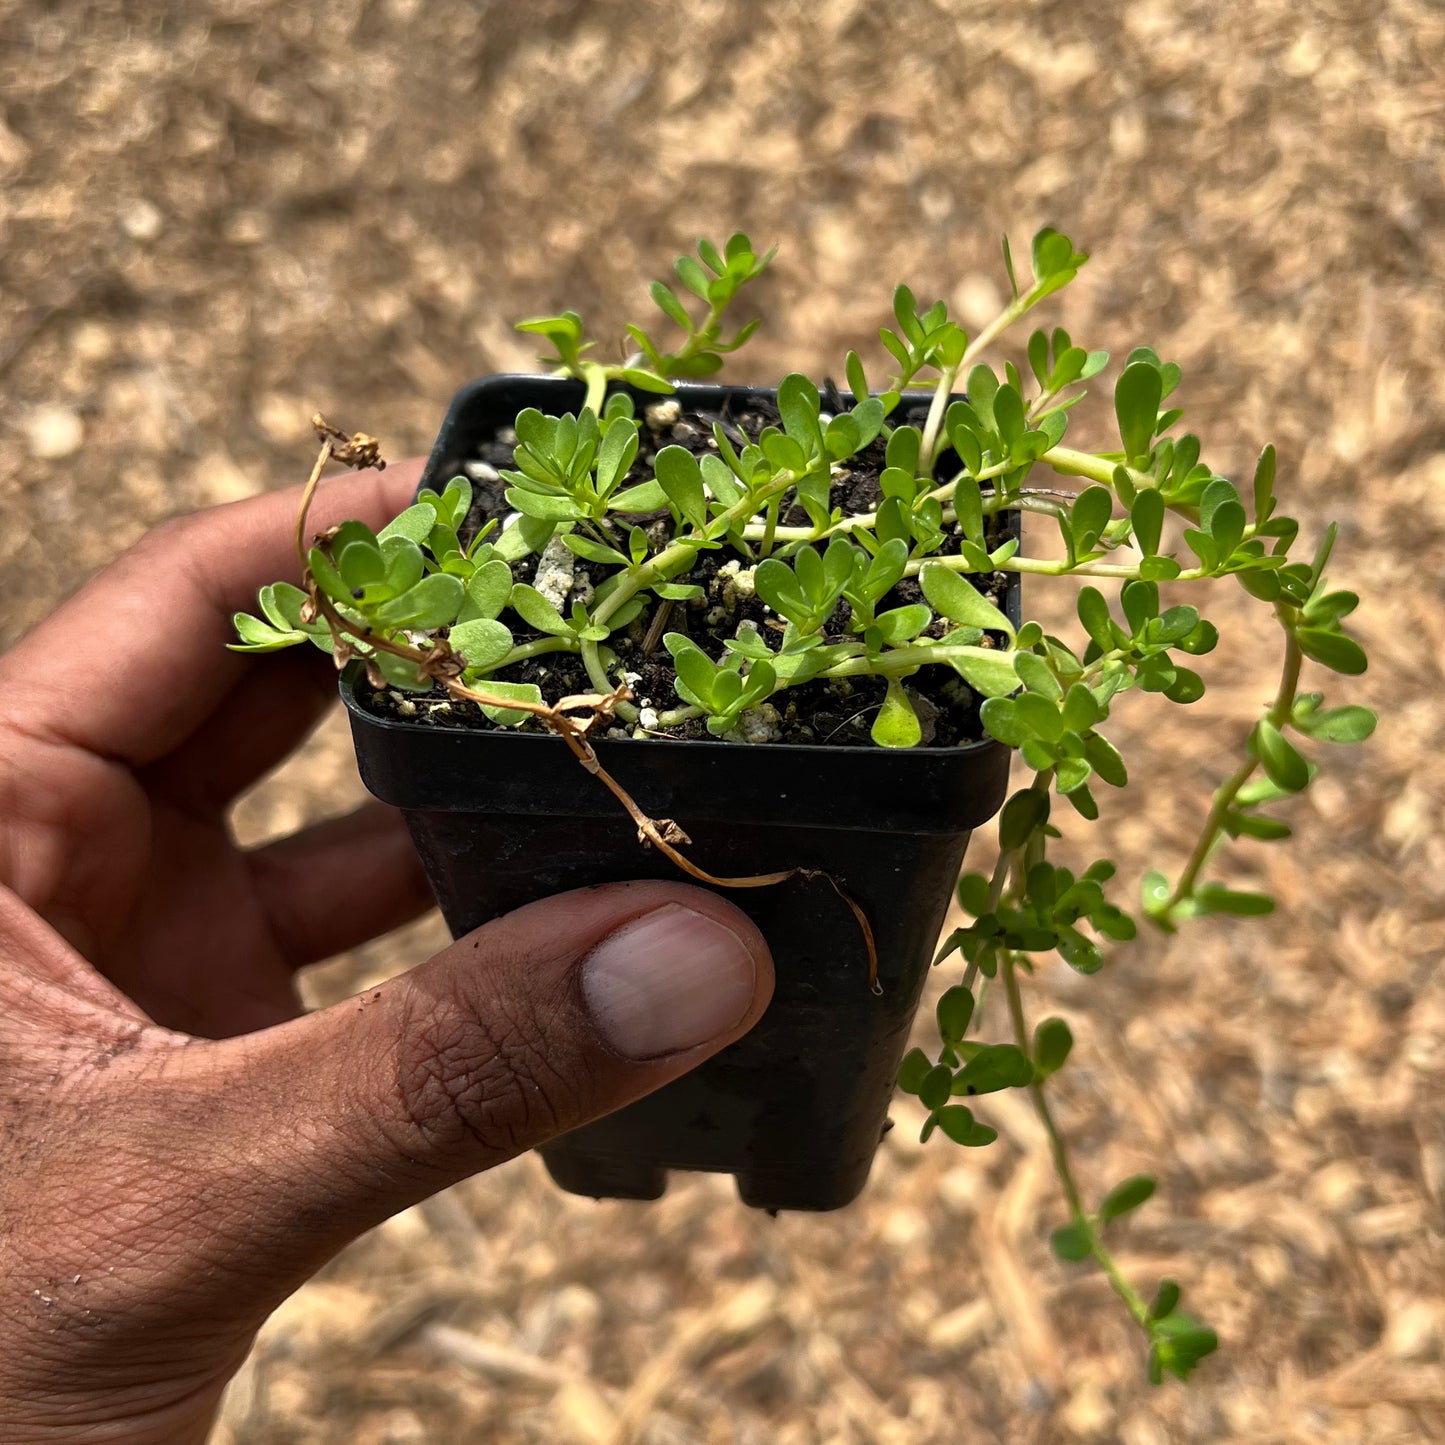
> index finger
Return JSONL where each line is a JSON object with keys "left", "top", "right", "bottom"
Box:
{"left": 0, "top": 459, "right": 426, "bottom": 767}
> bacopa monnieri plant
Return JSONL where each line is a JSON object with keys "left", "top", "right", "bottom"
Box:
{"left": 234, "top": 230, "right": 1373, "bottom": 1382}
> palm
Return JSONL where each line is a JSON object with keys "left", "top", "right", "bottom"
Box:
{"left": 0, "top": 466, "right": 430, "bottom": 1042}
{"left": 96, "top": 773, "right": 304, "bottom": 1037}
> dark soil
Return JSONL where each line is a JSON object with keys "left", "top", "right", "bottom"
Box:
{"left": 360, "top": 389, "right": 1012, "bottom": 748}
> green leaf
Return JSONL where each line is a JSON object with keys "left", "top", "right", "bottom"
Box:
{"left": 1209, "top": 500, "right": 1246, "bottom": 562}
{"left": 1077, "top": 587, "right": 1116, "bottom": 650}
{"left": 1115, "top": 361, "right": 1163, "bottom": 463}
{"left": 1071, "top": 485, "right": 1114, "bottom": 552}
{"left": 229, "top": 611, "right": 305, "bottom": 653}
{"left": 493, "top": 514, "right": 554, "bottom": 562}
{"left": 897, "top": 1047, "right": 932, "bottom": 1094}
{"left": 1033, "top": 1017, "right": 1073, "bottom": 1077}
{"left": 919, "top": 563, "right": 1014, "bottom": 634}
{"left": 1050, "top": 1222, "right": 1092, "bottom": 1263}
{"left": 595, "top": 415, "right": 640, "bottom": 496}
{"left": 449, "top": 617, "right": 513, "bottom": 668}
{"left": 506, "top": 487, "right": 582, "bottom": 522}
{"left": 1099, "top": 1174, "right": 1156, "bottom": 1223}
{"left": 610, "top": 479, "right": 669, "bottom": 512}
{"left": 979, "top": 697, "right": 1029, "bottom": 746}
{"left": 999, "top": 787, "right": 1050, "bottom": 849}
{"left": 872, "top": 677, "right": 923, "bottom": 748}
{"left": 1001, "top": 233, "right": 1019, "bottom": 297}
{"left": 1140, "top": 555, "right": 1182, "bottom": 582}
{"left": 649, "top": 279, "right": 693, "bottom": 331}
{"left": 1015, "top": 651, "right": 1062, "bottom": 699}
{"left": 1141, "top": 868, "right": 1172, "bottom": 918}
{"left": 872, "top": 604, "right": 932, "bottom": 646}
{"left": 337, "top": 539, "right": 386, "bottom": 590}
{"left": 1016, "top": 692, "right": 1063, "bottom": 742}
{"left": 918, "top": 1064, "right": 953, "bottom": 1111}
{"left": 1294, "top": 703, "right": 1376, "bottom": 743}
{"left": 1224, "top": 811, "right": 1292, "bottom": 841}
{"left": 472, "top": 678, "right": 543, "bottom": 726}
{"left": 1057, "top": 682, "right": 1098, "bottom": 734}
{"left": 1253, "top": 443, "right": 1277, "bottom": 520}
{"left": 993, "top": 384, "right": 1026, "bottom": 446}
{"left": 1148, "top": 1280, "right": 1181, "bottom": 1322}
{"left": 1083, "top": 733, "right": 1128, "bottom": 787}
{"left": 378, "top": 502, "right": 438, "bottom": 546}
{"left": 308, "top": 546, "right": 352, "bottom": 607}
{"left": 950, "top": 648, "right": 1022, "bottom": 699}
{"left": 753, "top": 559, "right": 810, "bottom": 626}
{"left": 1295, "top": 628, "right": 1368, "bottom": 676}
{"left": 1055, "top": 756, "right": 1092, "bottom": 794}
{"left": 1149, "top": 1316, "right": 1219, "bottom": 1383}
{"left": 374, "top": 573, "right": 464, "bottom": 629}
{"left": 824, "top": 413, "right": 862, "bottom": 460}
{"left": 383, "top": 537, "right": 426, "bottom": 595}
{"left": 1131, "top": 489, "right": 1165, "bottom": 556}
{"left": 563, "top": 534, "right": 629, "bottom": 567}
{"left": 374, "top": 650, "right": 428, "bottom": 691}
{"left": 1121, "top": 579, "right": 1159, "bottom": 633}
{"left": 1196, "top": 885, "right": 1275, "bottom": 916}
{"left": 509, "top": 583, "right": 572, "bottom": 637}
{"left": 777, "top": 373, "right": 822, "bottom": 447}
{"left": 1163, "top": 667, "right": 1204, "bottom": 704}
{"left": 664, "top": 633, "right": 720, "bottom": 710}
{"left": 461, "top": 559, "right": 514, "bottom": 621}
{"left": 936, "top": 1105, "right": 997, "bottom": 1147}
{"left": 953, "top": 1044, "right": 1033, "bottom": 1095}
{"left": 936, "top": 986, "right": 975, "bottom": 1044}
{"left": 1252, "top": 719, "right": 1310, "bottom": 792}
{"left": 653, "top": 445, "right": 709, "bottom": 530}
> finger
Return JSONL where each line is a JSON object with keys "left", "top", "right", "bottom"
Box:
{"left": 146, "top": 646, "right": 338, "bottom": 815}
{"left": 0, "top": 457, "right": 426, "bottom": 769}
{"left": 247, "top": 802, "right": 433, "bottom": 967}
{"left": 153, "top": 881, "right": 773, "bottom": 1323}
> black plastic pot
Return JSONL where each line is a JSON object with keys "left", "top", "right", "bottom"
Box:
{"left": 343, "top": 375, "right": 1017, "bottom": 1212}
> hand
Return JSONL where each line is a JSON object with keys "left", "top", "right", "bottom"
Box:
{"left": 0, "top": 467, "right": 773, "bottom": 1444}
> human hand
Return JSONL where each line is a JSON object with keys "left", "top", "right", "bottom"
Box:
{"left": 0, "top": 467, "right": 773, "bottom": 1443}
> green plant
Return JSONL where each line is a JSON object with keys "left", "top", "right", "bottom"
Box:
{"left": 235, "top": 231, "right": 1373, "bottom": 1383}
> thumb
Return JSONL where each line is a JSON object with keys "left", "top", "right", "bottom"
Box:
{"left": 173, "top": 881, "right": 771, "bottom": 1308}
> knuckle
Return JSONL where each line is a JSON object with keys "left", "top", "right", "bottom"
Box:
{"left": 130, "top": 510, "right": 199, "bottom": 559}
{"left": 387, "top": 976, "right": 582, "bottom": 1163}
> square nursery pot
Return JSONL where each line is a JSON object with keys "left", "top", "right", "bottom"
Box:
{"left": 343, "top": 374, "right": 1018, "bottom": 1212}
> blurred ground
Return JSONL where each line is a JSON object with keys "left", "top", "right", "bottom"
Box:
{"left": 2, "top": 0, "right": 1444, "bottom": 1441}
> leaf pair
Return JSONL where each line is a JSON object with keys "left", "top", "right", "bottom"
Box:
{"left": 664, "top": 634, "right": 776, "bottom": 736}
{"left": 229, "top": 582, "right": 334, "bottom": 654}
{"left": 754, "top": 536, "right": 857, "bottom": 633}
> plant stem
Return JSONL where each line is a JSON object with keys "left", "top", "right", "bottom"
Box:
{"left": 1164, "top": 620, "right": 1303, "bottom": 908}
{"left": 746, "top": 489, "right": 1069, "bottom": 546}
{"left": 489, "top": 635, "right": 578, "bottom": 670}
{"left": 1043, "top": 446, "right": 1149, "bottom": 491}
{"left": 905, "top": 553, "right": 1211, "bottom": 582}
{"left": 760, "top": 497, "right": 781, "bottom": 557}
{"left": 582, "top": 364, "right": 608, "bottom": 415}
{"left": 577, "top": 466, "right": 804, "bottom": 697}
{"left": 919, "top": 362, "right": 960, "bottom": 475}
{"left": 1000, "top": 947, "right": 1152, "bottom": 1330}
